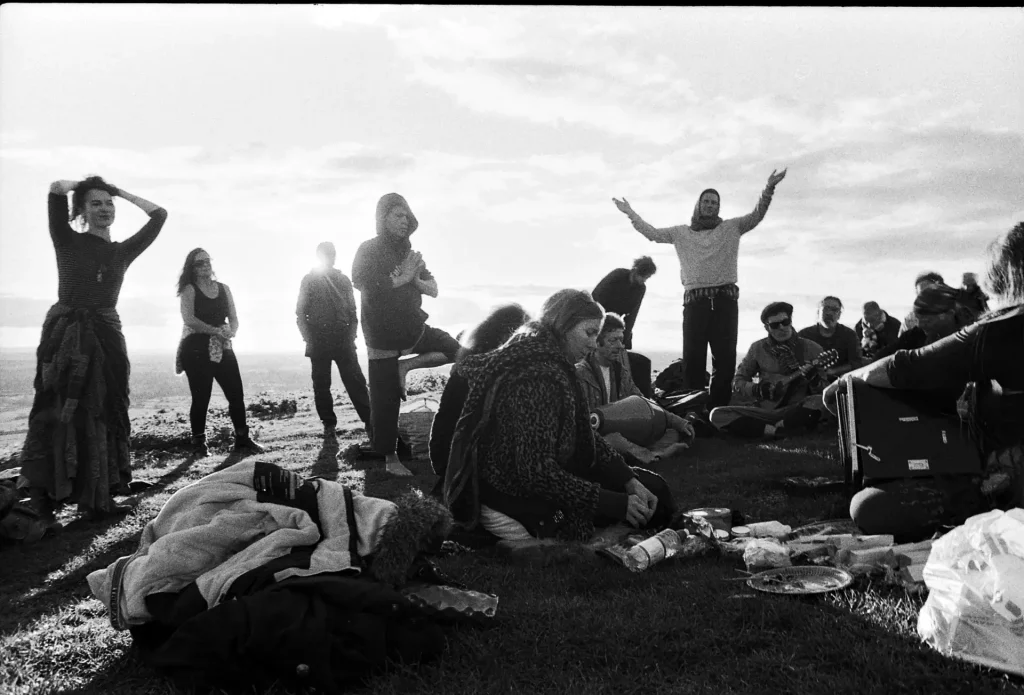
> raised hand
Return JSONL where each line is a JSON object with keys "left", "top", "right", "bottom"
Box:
{"left": 612, "top": 197, "right": 635, "bottom": 217}
{"left": 50, "top": 180, "right": 79, "bottom": 196}
{"left": 767, "top": 168, "right": 788, "bottom": 188}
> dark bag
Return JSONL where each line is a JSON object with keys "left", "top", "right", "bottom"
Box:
{"left": 653, "top": 359, "right": 688, "bottom": 393}
{"left": 655, "top": 389, "right": 709, "bottom": 417}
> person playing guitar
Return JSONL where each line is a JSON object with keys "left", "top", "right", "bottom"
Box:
{"left": 708, "top": 301, "right": 839, "bottom": 439}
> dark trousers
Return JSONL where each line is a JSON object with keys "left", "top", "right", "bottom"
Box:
{"left": 682, "top": 296, "right": 738, "bottom": 408}
{"left": 183, "top": 350, "right": 247, "bottom": 436}
{"left": 368, "top": 358, "right": 403, "bottom": 456}
{"left": 627, "top": 351, "right": 653, "bottom": 399}
{"left": 310, "top": 344, "right": 372, "bottom": 430}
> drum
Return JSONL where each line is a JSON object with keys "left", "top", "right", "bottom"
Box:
{"left": 590, "top": 395, "right": 668, "bottom": 447}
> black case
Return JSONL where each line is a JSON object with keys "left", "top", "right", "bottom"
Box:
{"left": 838, "top": 380, "right": 981, "bottom": 489}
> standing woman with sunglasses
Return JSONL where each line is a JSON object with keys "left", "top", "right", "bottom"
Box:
{"left": 175, "top": 249, "right": 264, "bottom": 458}
{"left": 19, "top": 176, "right": 167, "bottom": 529}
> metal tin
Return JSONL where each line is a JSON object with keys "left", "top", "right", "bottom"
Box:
{"left": 714, "top": 529, "right": 731, "bottom": 542}
{"left": 687, "top": 507, "right": 732, "bottom": 533}
{"left": 731, "top": 526, "right": 751, "bottom": 538}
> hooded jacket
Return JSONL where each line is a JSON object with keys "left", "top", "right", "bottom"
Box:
{"left": 352, "top": 194, "right": 435, "bottom": 351}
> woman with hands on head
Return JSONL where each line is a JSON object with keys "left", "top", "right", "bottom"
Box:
{"left": 444, "top": 289, "right": 675, "bottom": 542}
{"left": 175, "top": 248, "right": 264, "bottom": 458}
{"left": 18, "top": 176, "right": 167, "bottom": 530}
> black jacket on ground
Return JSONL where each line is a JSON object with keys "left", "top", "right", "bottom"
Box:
{"left": 131, "top": 574, "right": 446, "bottom": 693}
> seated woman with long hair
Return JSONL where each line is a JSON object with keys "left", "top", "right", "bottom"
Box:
{"left": 19, "top": 176, "right": 167, "bottom": 527}
{"left": 175, "top": 248, "right": 264, "bottom": 457}
{"left": 444, "top": 289, "right": 674, "bottom": 542}
{"left": 825, "top": 222, "right": 1024, "bottom": 541}
{"left": 428, "top": 303, "right": 532, "bottom": 482}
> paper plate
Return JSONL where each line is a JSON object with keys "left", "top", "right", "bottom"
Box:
{"left": 746, "top": 566, "right": 854, "bottom": 595}
{"left": 788, "top": 519, "right": 861, "bottom": 541}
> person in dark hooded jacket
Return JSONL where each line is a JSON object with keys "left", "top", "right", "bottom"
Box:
{"left": 612, "top": 169, "right": 788, "bottom": 409}
{"left": 352, "top": 193, "right": 459, "bottom": 476}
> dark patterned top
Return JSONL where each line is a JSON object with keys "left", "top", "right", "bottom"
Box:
{"left": 49, "top": 193, "right": 167, "bottom": 308}
{"left": 446, "top": 327, "right": 635, "bottom": 541}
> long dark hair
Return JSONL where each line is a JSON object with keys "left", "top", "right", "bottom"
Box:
{"left": 70, "top": 175, "right": 118, "bottom": 224}
{"left": 462, "top": 304, "right": 531, "bottom": 357}
{"left": 176, "top": 248, "right": 214, "bottom": 296}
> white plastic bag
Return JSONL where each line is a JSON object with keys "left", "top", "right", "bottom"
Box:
{"left": 917, "top": 508, "right": 1024, "bottom": 677}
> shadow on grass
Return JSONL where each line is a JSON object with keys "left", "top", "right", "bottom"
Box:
{"left": 0, "top": 452, "right": 210, "bottom": 640}
{"left": 310, "top": 439, "right": 341, "bottom": 480}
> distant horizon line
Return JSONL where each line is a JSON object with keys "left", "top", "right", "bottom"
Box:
{"left": 0, "top": 347, "right": 690, "bottom": 356}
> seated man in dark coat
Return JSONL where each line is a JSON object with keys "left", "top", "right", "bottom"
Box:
{"left": 854, "top": 301, "right": 902, "bottom": 362}
{"left": 798, "top": 295, "right": 862, "bottom": 379}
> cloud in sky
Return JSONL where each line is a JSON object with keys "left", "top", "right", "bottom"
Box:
{"left": 1, "top": 6, "right": 1022, "bottom": 356}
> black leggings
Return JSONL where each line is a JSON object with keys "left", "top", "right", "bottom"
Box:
{"left": 183, "top": 349, "right": 247, "bottom": 436}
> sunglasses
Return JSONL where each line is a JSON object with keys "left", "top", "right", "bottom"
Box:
{"left": 767, "top": 318, "right": 792, "bottom": 330}
{"left": 193, "top": 259, "right": 212, "bottom": 267}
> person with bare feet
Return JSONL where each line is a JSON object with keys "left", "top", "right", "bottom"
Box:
{"left": 576, "top": 313, "right": 694, "bottom": 464}
{"left": 352, "top": 193, "right": 459, "bottom": 476}
{"left": 18, "top": 176, "right": 167, "bottom": 531}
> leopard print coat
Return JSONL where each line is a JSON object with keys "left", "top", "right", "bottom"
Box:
{"left": 444, "top": 325, "right": 634, "bottom": 541}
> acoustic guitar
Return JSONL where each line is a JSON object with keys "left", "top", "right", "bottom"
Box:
{"left": 770, "top": 349, "right": 840, "bottom": 409}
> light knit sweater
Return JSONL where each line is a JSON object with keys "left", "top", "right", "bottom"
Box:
{"left": 631, "top": 185, "right": 775, "bottom": 290}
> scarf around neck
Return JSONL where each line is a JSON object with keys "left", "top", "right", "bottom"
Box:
{"left": 766, "top": 335, "right": 804, "bottom": 375}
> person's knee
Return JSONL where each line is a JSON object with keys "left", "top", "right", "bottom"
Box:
{"left": 850, "top": 486, "right": 933, "bottom": 538}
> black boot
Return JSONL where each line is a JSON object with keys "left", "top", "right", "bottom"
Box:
{"left": 191, "top": 434, "right": 209, "bottom": 459}
{"left": 26, "top": 488, "right": 56, "bottom": 527}
{"left": 233, "top": 426, "right": 265, "bottom": 454}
